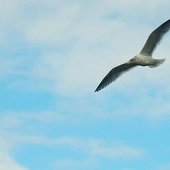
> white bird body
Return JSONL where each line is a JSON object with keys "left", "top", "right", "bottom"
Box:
{"left": 95, "top": 19, "right": 170, "bottom": 92}
{"left": 130, "top": 54, "right": 165, "bottom": 67}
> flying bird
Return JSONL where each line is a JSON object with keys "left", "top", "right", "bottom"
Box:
{"left": 95, "top": 19, "right": 170, "bottom": 92}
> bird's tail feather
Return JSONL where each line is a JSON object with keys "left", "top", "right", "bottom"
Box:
{"left": 149, "top": 59, "right": 165, "bottom": 68}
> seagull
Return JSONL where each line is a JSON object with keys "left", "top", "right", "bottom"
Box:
{"left": 95, "top": 19, "right": 170, "bottom": 92}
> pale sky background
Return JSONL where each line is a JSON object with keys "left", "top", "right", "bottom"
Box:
{"left": 0, "top": 0, "right": 170, "bottom": 170}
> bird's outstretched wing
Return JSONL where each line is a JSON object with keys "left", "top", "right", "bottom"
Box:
{"left": 140, "top": 19, "right": 170, "bottom": 56}
{"left": 95, "top": 63, "right": 137, "bottom": 92}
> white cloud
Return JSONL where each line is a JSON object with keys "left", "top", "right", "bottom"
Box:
{"left": 0, "top": 138, "right": 28, "bottom": 170}
{"left": 21, "top": 1, "right": 170, "bottom": 96}
{"left": 0, "top": 0, "right": 169, "bottom": 96}
{"left": 0, "top": 0, "right": 169, "bottom": 124}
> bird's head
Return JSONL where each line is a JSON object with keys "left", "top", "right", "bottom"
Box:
{"left": 127, "top": 56, "right": 138, "bottom": 64}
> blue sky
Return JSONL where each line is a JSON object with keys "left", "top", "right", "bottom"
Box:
{"left": 0, "top": 0, "right": 170, "bottom": 170}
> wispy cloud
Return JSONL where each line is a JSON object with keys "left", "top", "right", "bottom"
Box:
{"left": 54, "top": 159, "right": 97, "bottom": 170}
{"left": 0, "top": 130, "right": 144, "bottom": 169}
{"left": 8, "top": 135, "right": 144, "bottom": 160}
{"left": 158, "top": 163, "right": 170, "bottom": 170}
{"left": 90, "top": 143, "right": 143, "bottom": 159}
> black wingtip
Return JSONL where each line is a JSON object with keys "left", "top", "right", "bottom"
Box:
{"left": 94, "top": 86, "right": 102, "bottom": 92}
{"left": 94, "top": 88, "right": 98, "bottom": 92}
{"left": 94, "top": 90, "right": 98, "bottom": 93}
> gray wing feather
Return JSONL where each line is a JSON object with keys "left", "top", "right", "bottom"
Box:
{"left": 95, "top": 63, "right": 137, "bottom": 92}
{"left": 140, "top": 19, "right": 170, "bottom": 56}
